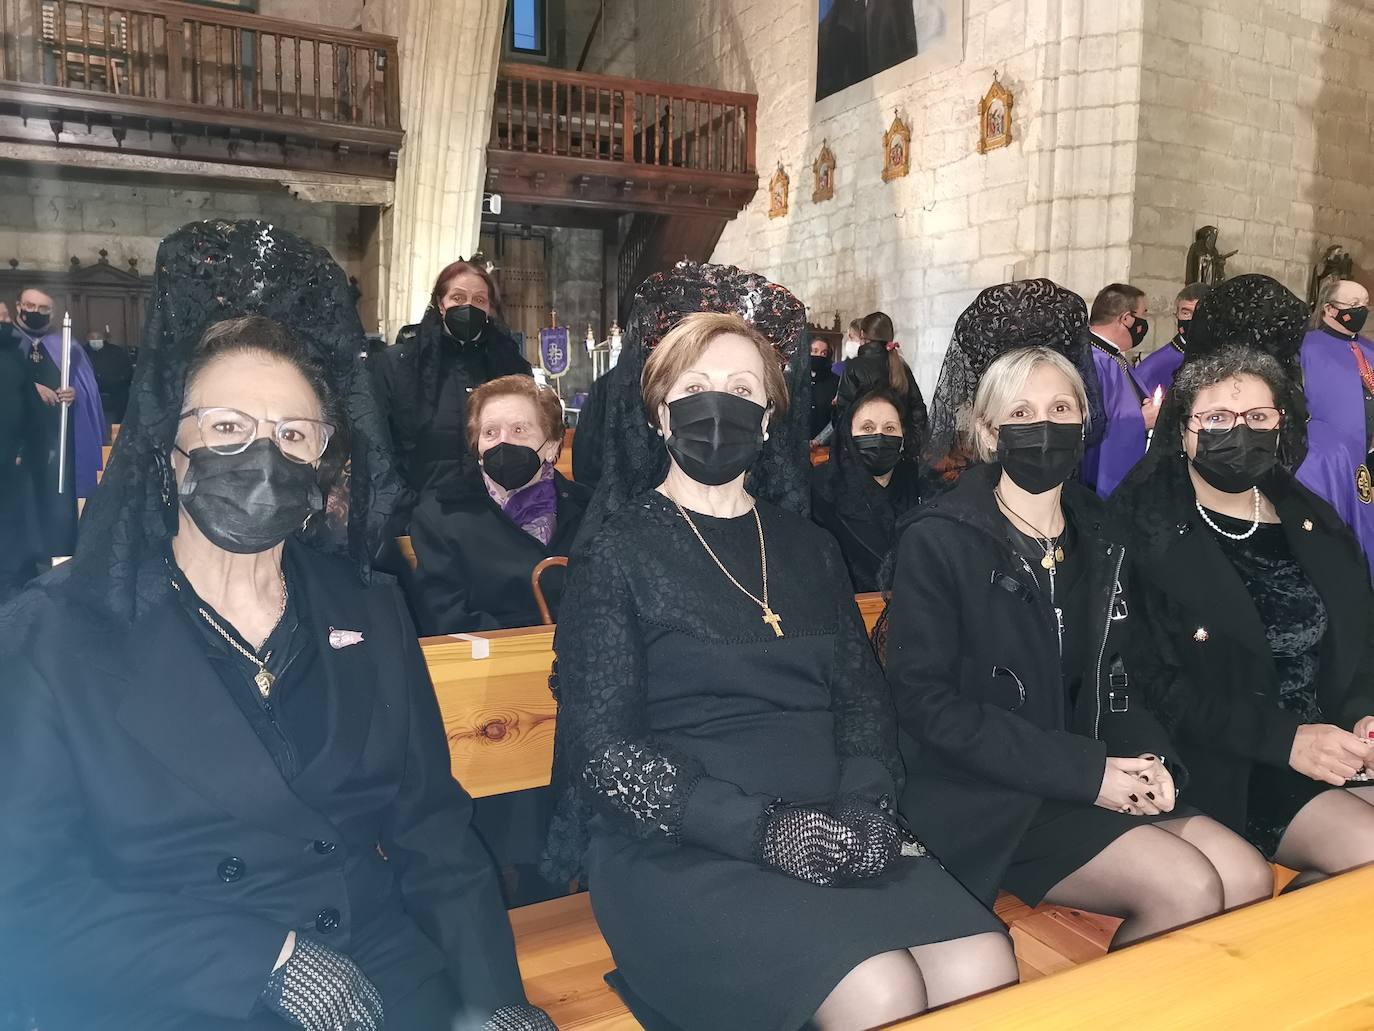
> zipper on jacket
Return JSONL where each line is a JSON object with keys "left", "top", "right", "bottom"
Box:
{"left": 1093, "top": 547, "right": 1127, "bottom": 740}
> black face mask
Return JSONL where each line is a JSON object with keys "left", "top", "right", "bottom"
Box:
{"left": 810, "top": 355, "right": 831, "bottom": 375}
{"left": 1176, "top": 317, "right": 1191, "bottom": 339}
{"left": 1128, "top": 315, "right": 1149, "bottom": 347}
{"left": 664, "top": 391, "right": 765, "bottom": 486}
{"left": 177, "top": 438, "right": 322, "bottom": 555}
{"left": 1336, "top": 305, "right": 1370, "bottom": 335}
{"left": 19, "top": 310, "right": 50, "bottom": 334}
{"left": 443, "top": 304, "right": 488, "bottom": 344}
{"left": 0, "top": 321, "right": 14, "bottom": 347}
{"left": 481, "top": 441, "right": 544, "bottom": 491}
{"left": 1191, "top": 425, "right": 1279, "bottom": 494}
{"left": 853, "top": 433, "right": 903, "bottom": 476}
{"left": 996, "top": 421, "right": 1085, "bottom": 495}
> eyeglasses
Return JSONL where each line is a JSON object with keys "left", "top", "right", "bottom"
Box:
{"left": 1188, "top": 407, "right": 1283, "bottom": 433}
{"left": 179, "top": 407, "right": 335, "bottom": 464}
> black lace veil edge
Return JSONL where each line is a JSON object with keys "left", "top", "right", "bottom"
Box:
{"left": 0, "top": 219, "right": 403, "bottom": 646}
{"left": 922, "top": 279, "right": 1103, "bottom": 481}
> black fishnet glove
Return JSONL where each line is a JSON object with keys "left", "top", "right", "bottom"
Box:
{"left": 831, "top": 799, "right": 904, "bottom": 879}
{"left": 260, "top": 937, "right": 383, "bottom": 1031}
{"left": 758, "top": 804, "right": 866, "bottom": 886}
{"left": 484, "top": 1003, "right": 560, "bottom": 1030}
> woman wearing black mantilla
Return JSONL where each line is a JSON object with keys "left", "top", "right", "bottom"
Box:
{"left": 0, "top": 222, "right": 552, "bottom": 1031}
{"left": 543, "top": 264, "right": 1015, "bottom": 1031}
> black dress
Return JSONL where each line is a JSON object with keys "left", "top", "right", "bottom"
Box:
{"left": 1205, "top": 511, "right": 1333, "bottom": 857}
{"left": 548, "top": 492, "right": 1001, "bottom": 1031}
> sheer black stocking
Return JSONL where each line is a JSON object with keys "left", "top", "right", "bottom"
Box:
{"left": 1273, "top": 786, "right": 1374, "bottom": 889}
{"left": 1155, "top": 814, "right": 1274, "bottom": 908}
{"left": 1041, "top": 824, "right": 1226, "bottom": 947}
{"left": 907, "top": 931, "right": 1019, "bottom": 1009}
{"left": 810, "top": 932, "right": 1017, "bottom": 1030}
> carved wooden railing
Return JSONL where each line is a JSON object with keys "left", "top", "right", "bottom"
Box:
{"left": 0, "top": 0, "right": 401, "bottom": 138}
{"left": 490, "top": 63, "right": 756, "bottom": 177}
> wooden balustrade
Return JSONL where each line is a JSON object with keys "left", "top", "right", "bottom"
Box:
{"left": 0, "top": 0, "right": 401, "bottom": 173}
{"left": 490, "top": 63, "right": 756, "bottom": 177}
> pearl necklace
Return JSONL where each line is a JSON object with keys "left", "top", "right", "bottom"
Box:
{"left": 1195, "top": 487, "right": 1262, "bottom": 540}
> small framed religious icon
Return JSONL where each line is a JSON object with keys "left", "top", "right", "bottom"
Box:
{"left": 978, "top": 73, "right": 1014, "bottom": 154}
{"left": 812, "top": 141, "right": 836, "bottom": 203}
{"left": 882, "top": 110, "right": 911, "bottom": 182}
{"left": 768, "top": 164, "right": 790, "bottom": 219}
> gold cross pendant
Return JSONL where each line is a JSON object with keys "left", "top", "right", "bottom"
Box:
{"left": 762, "top": 607, "right": 784, "bottom": 638}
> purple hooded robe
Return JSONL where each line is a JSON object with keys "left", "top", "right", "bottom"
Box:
{"left": 1136, "top": 337, "right": 1186, "bottom": 398}
{"left": 1081, "top": 337, "right": 1147, "bottom": 498}
{"left": 1297, "top": 326, "right": 1374, "bottom": 576}
{"left": 15, "top": 328, "right": 105, "bottom": 498}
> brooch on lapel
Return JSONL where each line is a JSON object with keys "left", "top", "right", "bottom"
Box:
{"left": 1302, "top": 519, "right": 1314, "bottom": 532}
{"left": 328, "top": 627, "right": 365, "bottom": 650}
{"left": 1193, "top": 627, "right": 1209, "bottom": 643}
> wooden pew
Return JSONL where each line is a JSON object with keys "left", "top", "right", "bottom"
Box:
{"left": 900, "top": 865, "right": 1374, "bottom": 1030}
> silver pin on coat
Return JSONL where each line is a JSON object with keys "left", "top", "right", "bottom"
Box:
{"left": 328, "top": 627, "right": 365, "bottom": 649}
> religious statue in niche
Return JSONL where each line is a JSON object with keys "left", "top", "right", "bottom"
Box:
{"left": 1309, "top": 243, "right": 1355, "bottom": 307}
{"left": 768, "top": 164, "right": 790, "bottom": 218}
{"left": 882, "top": 110, "right": 911, "bottom": 182}
{"left": 978, "top": 72, "right": 1014, "bottom": 154}
{"left": 1186, "top": 225, "right": 1238, "bottom": 286}
{"left": 813, "top": 141, "right": 836, "bottom": 202}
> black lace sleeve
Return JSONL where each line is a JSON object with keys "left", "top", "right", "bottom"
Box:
{"left": 828, "top": 551, "right": 904, "bottom": 803}
{"left": 542, "top": 530, "right": 778, "bottom": 880}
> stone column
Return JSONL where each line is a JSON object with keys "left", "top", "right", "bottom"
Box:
{"left": 368, "top": 0, "right": 505, "bottom": 341}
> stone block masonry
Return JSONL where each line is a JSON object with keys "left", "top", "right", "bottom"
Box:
{"left": 635, "top": 0, "right": 1149, "bottom": 394}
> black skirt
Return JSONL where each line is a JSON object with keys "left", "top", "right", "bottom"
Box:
{"left": 1002, "top": 798, "right": 1198, "bottom": 905}
{"left": 1245, "top": 763, "right": 1334, "bottom": 859}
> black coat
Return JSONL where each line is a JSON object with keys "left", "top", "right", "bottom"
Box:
{"left": 0, "top": 544, "right": 526, "bottom": 1030}
{"left": 834, "top": 341, "right": 929, "bottom": 448}
{"left": 404, "top": 469, "right": 591, "bottom": 635}
{"left": 1118, "top": 464, "right": 1374, "bottom": 835}
{"left": 811, "top": 458, "right": 923, "bottom": 593}
{"left": 0, "top": 341, "right": 43, "bottom": 586}
{"left": 808, "top": 367, "right": 839, "bottom": 440}
{"left": 885, "top": 463, "right": 1176, "bottom": 902}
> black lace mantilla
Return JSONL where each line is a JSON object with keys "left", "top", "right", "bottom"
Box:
{"left": 571, "top": 260, "right": 814, "bottom": 551}
{"left": 925, "top": 279, "right": 1102, "bottom": 475}
{"left": 0, "top": 219, "right": 402, "bottom": 641}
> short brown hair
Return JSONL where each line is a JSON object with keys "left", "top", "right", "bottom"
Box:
{"left": 431, "top": 259, "right": 502, "bottom": 320}
{"left": 641, "top": 312, "right": 789, "bottom": 427}
{"left": 465, "top": 374, "right": 565, "bottom": 454}
{"left": 1090, "top": 283, "right": 1146, "bottom": 324}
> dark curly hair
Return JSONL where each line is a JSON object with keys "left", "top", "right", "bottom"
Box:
{"left": 1166, "top": 344, "right": 1306, "bottom": 469}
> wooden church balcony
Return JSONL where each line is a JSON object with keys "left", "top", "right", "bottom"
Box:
{"left": 486, "top": 63, "right": 758, "bottom": 218}
{"left": 0, "top": 0, "right": 402, "bottom": 179}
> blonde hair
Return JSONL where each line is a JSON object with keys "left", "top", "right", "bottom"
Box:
{"left": 970, "top": 347, "right": 1089, "bottom": 462}
{"left": 641, "top": 312, "right": 789, "bottom": 426}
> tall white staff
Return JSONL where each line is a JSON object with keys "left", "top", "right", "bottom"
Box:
{"left": 57, "top": 311, "right": 72, "bottom": 494}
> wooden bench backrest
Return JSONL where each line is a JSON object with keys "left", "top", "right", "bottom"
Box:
{"left": 430, "top": 592, "right": 887, "bottom": 799}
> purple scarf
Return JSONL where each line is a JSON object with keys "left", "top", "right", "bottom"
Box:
{"left": 487, "top": 465, "right": 558, "bottom": 546}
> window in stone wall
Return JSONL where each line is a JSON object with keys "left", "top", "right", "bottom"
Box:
{"left": 509, "top": 0, "right": 546, "bottom": 55}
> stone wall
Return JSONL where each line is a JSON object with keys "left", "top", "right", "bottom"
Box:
{"left": 635, "top": 0, "right": 1148, "bottom": 391}
{"left": 551, "top": 0, "right": 637, "bottom": 75}
{"left": 0, "top": 169, "right": 367, "bottom": 286}
{"left": 1131, "top": 0, "right": 1374, "bottom": 341}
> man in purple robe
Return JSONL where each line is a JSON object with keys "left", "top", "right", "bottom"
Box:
{"left": 1137, "top": 283, "right": 1210, "bottom": 398}
{"left": 12, "top": 287, "right": 105, "bottom": 558}
{"left": 1081, "top": 283, "right": 1159, "bottom": 497}
{"left": 1296, "top": 277, "right": 1374, "bottom": 574}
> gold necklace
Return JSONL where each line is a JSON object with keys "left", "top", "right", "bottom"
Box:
{"left": 666, "top": 493, "right": 783, "bottom": 638}
{"left": 171, "top": 570, "right": 288, "bottom": 697}
{"left": 995, "top": 488, "right": 1065, "bottom": 571}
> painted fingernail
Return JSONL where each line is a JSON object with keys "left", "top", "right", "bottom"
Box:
{"left": 1147, "top": 792, "right": 1155, "bottom": 800}
{"left": 1130, "top": 794, "right": 1139, "bottom": 803}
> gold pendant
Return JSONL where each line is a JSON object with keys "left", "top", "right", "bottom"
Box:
{"left": 255, "top": 667, "right": 275, "bottom": 697}
{"left": 1040, "top": 546, "right": 1065, "bottom": 569}
{"left": 1358, "top": 464, "right": 1372, "bottom": 505}
{"left": 762, "top": 607, "right": 784, "bottom": 638}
